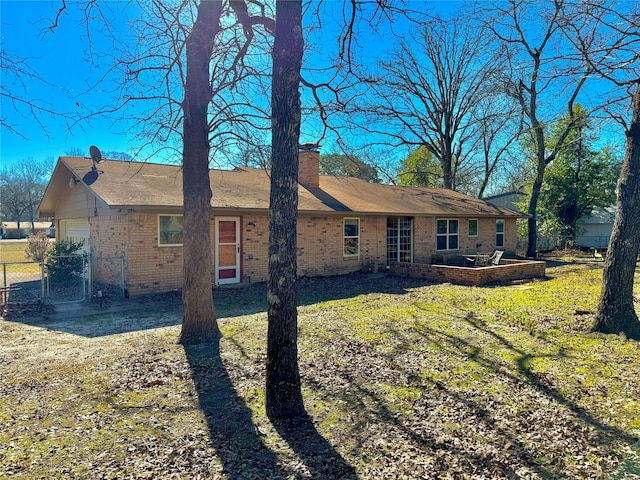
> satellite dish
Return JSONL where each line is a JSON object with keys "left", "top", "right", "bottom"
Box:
{"left": 90, "top": 145, "right": 102, "bottom": 163}
{"left": 82, "top": 170, "right": 99, "bottom": 185}
{"left": 87, "top": 145, "right": 104, "bottom": 180}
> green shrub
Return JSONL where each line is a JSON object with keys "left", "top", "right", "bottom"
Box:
{"left": 46, "top": 239, "right": 86, "bottom": 284}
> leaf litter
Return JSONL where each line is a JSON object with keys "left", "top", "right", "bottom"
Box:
{"left": 0, "top": 257, "right": 639, "bottom": 479}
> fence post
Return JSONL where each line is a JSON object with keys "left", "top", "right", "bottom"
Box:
{"left": 88, "top": 254, "right": 93, "bottom": 296}
{"left": 40, "top": 263, "right": 45, "bottom": 299}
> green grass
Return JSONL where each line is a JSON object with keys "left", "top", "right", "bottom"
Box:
{"left": 1, "top": 257, "right": 639, "bottom": 478}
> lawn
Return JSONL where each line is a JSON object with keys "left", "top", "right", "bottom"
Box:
{"left": 0, "top": 240, "right": 41, "bottom": 275}
{"left": 0, "top": 255, "right": 639, "bottom": 479}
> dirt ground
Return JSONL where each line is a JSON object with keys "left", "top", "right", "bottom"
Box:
{"left": 1, "top": 271, "right": 639, "bottom": 479}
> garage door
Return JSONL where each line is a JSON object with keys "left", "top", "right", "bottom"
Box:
{"left": 60, "top": 219, "right": 90, "bottom": 252}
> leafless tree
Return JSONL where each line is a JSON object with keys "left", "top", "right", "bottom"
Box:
{"left": 0, "top": 50, "right": 78, "bottom": 140}
{"left": 469, "top": 94, "right": 523, "bottom": 198}
{"left": 559, "top": 1, "right": 640, "bottom": 339}
{"left": 48, "top": 0, "right": 275, "bottom": 341}
{"left": 0, "top": 158, "right": 52, "bottom": 233}
{"left": 178, "top": 0, "right": 224, "bottom": 343}
{"left": 357, "top": 14, "right": 508, "bottom": 192}
{"left": 46, "top": 0, "right": 427, "bottom": 415}
{"left": 265, "top": 0, "right": 306, "bottom": 419}
{"left": 482, "top": 0, "right": 592, "bottom": 258}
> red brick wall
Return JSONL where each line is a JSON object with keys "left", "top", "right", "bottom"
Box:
{"left": 414, "top": 217, "right": 518, "bottom": 259}
{"left": 89, "top": 215, "right": 128, "bottom": 289}
{"left": 242, "top": 213, "right": 269, "bottom": 283}
{"left": 390, "top": 258, "right": 546, "bottom": 286}
{"left": 91, "top": 211, "right": 522, "bottom": 295}
{"left": 296, "top": 215, "right": 386, "bottom": 277}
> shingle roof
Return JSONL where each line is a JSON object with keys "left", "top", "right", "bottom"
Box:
{"left": 41, "top": 157, "right": 523, "bottom": 217}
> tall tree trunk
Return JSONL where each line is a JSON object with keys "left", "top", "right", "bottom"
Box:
{"left": 179, "top": 0, "right": 222, "bottom": 345}
{"left": 265, "top": 0, "right": 306, "bottom": 419}
{"left": 526, "top": 149, "right": 546, "bottom": 258}
{"left": 593, "top": 85, "right": 640, "bottom": 340}
{"left": 442, "top": 161, "right": 454, "bottom": 190}
{"left": 527, "top": 116, "right": 549, "bottom": 258}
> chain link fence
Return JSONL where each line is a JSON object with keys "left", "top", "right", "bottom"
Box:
{"left": 44, "top": 254, "right": 88, "bottom": 304}
{"left": 1, "top": 254, "right": 126, "bottom": 318}
{"left": 1, "top": 261, "right": 46, "bottom": 318}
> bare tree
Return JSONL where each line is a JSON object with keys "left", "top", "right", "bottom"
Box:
{"left": 470, "top": 94, "right": 522, "bottom": 198}
{"left": 44, "top": 0, "right": 428, "bottom": 413}
{"left": 101, "top": 0, "right": 275, "bottom": 343}
{"left": 0, "top": 158, "right": 52, "bottom": 233}
{"left": 265, "top": 0, "right": 306, "bottom": 419}
{"left": 0, "top": 50, "right": 77, "bottom": 139}
{"left": 178, "top": 0, "right": 224, "bottom": 344}
{"left": 593, "top": 85, "right": 640, "bottom": 339}
{"left": 483, "top": 0, "right": 592, "bottom": 258}
{"left": 362, "top": 14, "right": 506, "bottom": 191}
{"left": 559, "top": 1, "right": 640, "bottom": 338}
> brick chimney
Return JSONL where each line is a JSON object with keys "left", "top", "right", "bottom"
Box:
{"left": 298, "top": 144, "right": 320, "bottom": 188}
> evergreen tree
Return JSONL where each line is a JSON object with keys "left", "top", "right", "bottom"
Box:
{"left": 536, "top": 106, "right": 620, "bottom": 246}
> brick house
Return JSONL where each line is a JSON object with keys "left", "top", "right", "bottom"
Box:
{"left": 38, "top": 149, "right": 524, "bottom": 296}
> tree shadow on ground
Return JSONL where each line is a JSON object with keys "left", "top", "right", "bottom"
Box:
{"left": 303, "top": 335, "right": 554, "bottom": 478}
{"left": 462, "top": 317, "right": 638, "bottom": 445}
{"left": 183, "top": 340, "right": 285, "bottom": 479}
{"left": 413, "top": 313, "right": 637, "bottom": 444}
{"left": 214, "top": 272, "right": 431, "bottom": 318}
{"left": 271, "top": 416, "right": 357, "bottom": 479}
{"left": 302, "top": 312, "right": 637, "bottom": 478}
{"left": 4, "top": 273, "right": 427, "bottom": 337}
{"left": 184, "top": 340, "right": 356, "bottom": 479}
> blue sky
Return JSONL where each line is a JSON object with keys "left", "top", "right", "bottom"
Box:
{"left": 1, "top": 1, "right": 626, "bottom": 173}
{"left": 1, "top": 1, "right": 467, "bottom": 170}
{"left": 1, "top": 1, "right": 140, "bottom": 167}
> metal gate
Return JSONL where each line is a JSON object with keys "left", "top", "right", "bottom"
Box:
{"left": 1, "top": 254, "right": 125, "bottom": 314}
{"left": 44, "top": 254, "right": 88, "bottom": 303}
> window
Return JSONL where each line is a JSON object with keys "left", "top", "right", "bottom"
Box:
{"left": 159, "top": 215, "right": 184, "bottom": 246}
{"left": 344, "top": 218, "right": 360, "bottom": 256}
{"left": 437, "top": 219, "right": 459, "bottom": 251}
{"left": 468, "top": 219, "right": 478, "bottom": 237}
{"left": 496, "top": 219, "right": 505, "bottom": 247}
{"left": 387, "top": 217, "right": 413, "bottom": 263}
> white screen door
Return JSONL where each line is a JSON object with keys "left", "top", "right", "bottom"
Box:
{"left": 215, "top": 217, "right": 240, "bottom": 285}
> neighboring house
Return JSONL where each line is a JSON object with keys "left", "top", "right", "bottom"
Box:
{"left": 485, "top": 189, "right": 563, "bottom": 252}
{"left": 575, "top": 206, "right": 616, "bottom": 249}
{"left": 0, "top": 221, "right": 54, "bottom": 239}
{"left": 38, "top": 149, "right": 524, "bottom": 296}
{"left": 483, "top": 190, "right": 526, "bottom": 211}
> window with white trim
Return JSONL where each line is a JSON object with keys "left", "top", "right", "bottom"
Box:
{"left": 468, "top": 219, "right": 478, "bottom": 237}
{"left": 387, "top": 217, "right": 413, "bottom": 263}
{"left": 496, "top": 219, "right": 505, "bottom": 247}
{"left": 158, "top": 215, "right": 184, "bottom": 246}
{"left": 436, "top": 219, "right": 459, "bottom": 251}
{"left": 344, "top": 218, "right": 360, "bottom": 256}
